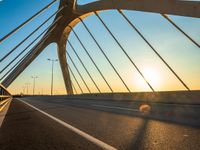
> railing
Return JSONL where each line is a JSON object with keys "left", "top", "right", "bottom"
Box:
{"left": 0, "top": 84, "right": 12, "bottom": 112}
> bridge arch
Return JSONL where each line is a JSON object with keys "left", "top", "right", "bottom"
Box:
{"left": 1, "top": 0, "right": 199, "bottom": 94}
{"left": 57, "top": 0, "right": 199, "bottom": 94}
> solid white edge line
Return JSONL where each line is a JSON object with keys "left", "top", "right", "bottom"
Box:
{"left": 0, "top": 99, "right": 12, "bottom": 128}
{"left": 17, "top": 99, "right": 117, "bottom": 150}
{"left": 92, "top": 104, "right": 139, "bottom": 112}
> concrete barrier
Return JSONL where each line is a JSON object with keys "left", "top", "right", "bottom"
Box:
{"left": 29, "top": 90, "right": 200, "bottom": 105}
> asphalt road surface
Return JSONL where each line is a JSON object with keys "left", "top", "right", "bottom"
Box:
{"left": 0, "top": 97, "right": 200, "bottom": 150}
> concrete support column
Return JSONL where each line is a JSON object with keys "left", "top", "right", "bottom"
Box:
{"left": 57, "top": 38, "right": 73, "bottom": 95}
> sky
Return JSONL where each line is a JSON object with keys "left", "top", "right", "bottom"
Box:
{"left": 0, "top": 0, "right": 200, "bottom": 95}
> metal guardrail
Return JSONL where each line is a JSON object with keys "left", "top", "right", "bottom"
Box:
{"left": 0, "top": 95, "right": 12, "bottom": 98}
{"left": 0, "top": 97, "right": 11, "bottom": 112}
{"left": 0, "top": 84, "right": 12, "bottom": 112}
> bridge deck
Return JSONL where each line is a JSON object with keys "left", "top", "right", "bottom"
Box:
{"left": 0, "top": 97, "right": 200, "bottom": 150}
{"left": 0, "top": 99, "right": 101, "bottom": 150}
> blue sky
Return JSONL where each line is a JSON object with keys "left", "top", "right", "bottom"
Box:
{"left": 0, "top": 0, "right": 59, "bottom": 74}
{"left": 0, "top": 0, "right": 200, "bottom": 94}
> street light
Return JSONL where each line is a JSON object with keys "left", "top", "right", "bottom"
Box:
{"left": 25, "top": 83, "right": 30, "bottom": 95}
{"left": 22, "top": 86, "right": 26, "bottom": 95}
{"left": 47, "top": 58, "right": 58, "bottom": 95}
{"left": 31, "top": 76, "right": 38, "bottom": 95}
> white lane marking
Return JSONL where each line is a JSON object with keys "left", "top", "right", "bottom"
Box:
{"left": 0, "top": 99, "right": 12, "bottom": 128}
{"left": 92, "top": 104, "right": 139, "bottom": 112}
{"left": 18, "top": 99, "right": 117, "bottom": 150}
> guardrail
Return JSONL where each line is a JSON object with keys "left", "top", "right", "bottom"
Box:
{"left": 0, "top": 84, "right": 12, "bottom": 112}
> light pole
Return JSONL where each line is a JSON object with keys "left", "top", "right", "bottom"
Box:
{"left": 47, "top": 58, "right": 58, "bottom": 95}
{"left": 31, "top": 76, "right": 38, "bottom": 95}
{"left": 25, "top": 83, "right": 30, "bottom": 95}
{"left": 22, "top": 86, "right": 26, "bottom": 95}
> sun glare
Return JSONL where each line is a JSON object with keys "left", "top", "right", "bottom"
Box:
{"left": 143, "top": 68, "right": 160, "bottom": 87}
{"left": 134, "top": 67, "right": 161, "bottom": 91}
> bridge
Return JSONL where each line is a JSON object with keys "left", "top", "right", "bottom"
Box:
{"left": 0, "top": 0, "right": 200, "bottom": 149}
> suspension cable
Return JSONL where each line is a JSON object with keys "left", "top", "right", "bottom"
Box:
{"left": 68, "top": 63, "right": 84, "bottom": 94}
{"left": 162, "top": 14, "right": 200, "bottom": 48}
{"left": 0, "top": 6, "right": 65, "bottom": 63}
{"left": 118, "top": 9, "right": 190, "bottom": 91}
{"left": 69, "top": 26, "right": 114, "bottom": 93}
{"left": 0, "top": 24, "right": 57, "bottom": 82}
{"left": 68, "top": 40, "right": 101, "bottom": 93}
{"left": 95, "top": 11, "right": 154, "bottom": 92}
{"left": 0, "top": 48, "right": 32, "bottom": 82}
{"left": 0, "top": 29, "right": 48, "bottom": 74}
{"left": 66, "top": 51, "right": 91, "bottom": 93}
{"left": 0, "top": 41, "right": 42, "bottom": 82}
{"left": 0, "top": 0, "right": 58, "bottom": 43}
{"left": 79, "top": 17, "right": 134, "bottom": 93}
{"left": 0, "top": 16, "right": 62, "bottom": 74}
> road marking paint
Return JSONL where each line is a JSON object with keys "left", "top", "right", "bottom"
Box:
{"left": 92, "top": 104, "right": 139, "bottom": 112}
{"left": 0, "top": 99, "right": 11, "bottom": 127}
{"left": 18, "top": 99, "right": 117, "bottom": 150}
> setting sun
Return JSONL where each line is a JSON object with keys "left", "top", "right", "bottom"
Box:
{"left": 133, "top": 67, "right": 161, "bottom": 91}
{"left": 143, "top": 68, "right": 161, "bottom": 87}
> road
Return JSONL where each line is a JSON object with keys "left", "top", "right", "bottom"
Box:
{"left": 0, "top": 96, "right": 200, "bottom": 150}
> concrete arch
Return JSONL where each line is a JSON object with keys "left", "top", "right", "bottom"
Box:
{"left": 56, "top": 14, "right": 93, "bottom": 94}
{"left": 3, "top": 0, "right": 199, "bottom": 94}
{"left": 54, "top": 0, "right": 200, "bottom": 95}
{"left": 57, "top": 35, "right": 73, "bottom": 94}
{"left": 74, "top": 0, "right": 200, "bottom": 18}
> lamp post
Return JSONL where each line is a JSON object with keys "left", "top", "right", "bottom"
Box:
{"left": 25, "top": 83, "right": 30, "bottom": 95}
{"left": 22, "top": 86, "right": 26, "bottom": 95}
{"left": 47, "top": 58, "right": 58, "bottom": 95}
{"left": 31, "top": 76, "right": 38, "bottom": 95}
